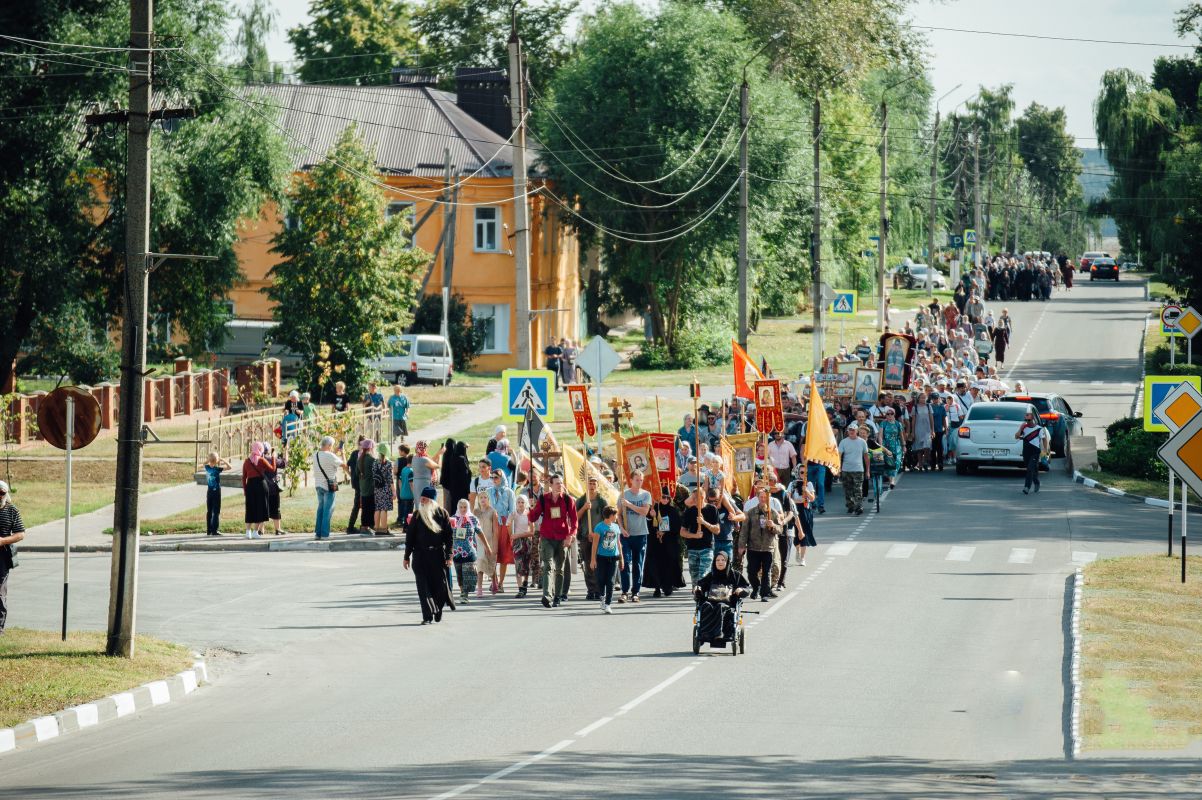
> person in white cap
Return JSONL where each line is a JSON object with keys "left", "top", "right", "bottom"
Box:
{"left": 0, "top": 480, "right": 26, "bottom": 635}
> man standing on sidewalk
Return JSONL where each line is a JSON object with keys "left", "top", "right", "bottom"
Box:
{"left": 0, "top": 480, "right": 26, "bottom": 635}
{"left": 527, "top": 474, "right": 577, "bottom": 607}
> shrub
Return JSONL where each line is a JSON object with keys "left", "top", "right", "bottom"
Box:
{"left": 409, "top": 292, "right": 485, "bottom": 371}
{"left": 1104, "top": 416, "right": 1142, "bottom": 447}
{"left": 630, "top": 326, "right": 730, "bottom": 370}
{"left": 1098, "top": 426, "right": 1168, "bottom": 482}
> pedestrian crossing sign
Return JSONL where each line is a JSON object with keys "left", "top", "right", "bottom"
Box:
{"left": 964, "top": 229, "right": 977, "bottom": 245}
{"left": 1144, "top": 375, "right": 1202, "bottom": 432}
{"left": 501, "top": 369, "right": 556, "bottom": 423}
{"left": 829, "top": 290, "right": 858, "bottom": 318}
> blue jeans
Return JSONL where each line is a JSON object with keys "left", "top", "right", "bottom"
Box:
{"left": 713, "top": 539, "right": 734, "bottom": 562}
{"left": 687, "top": 548, "right": 714, "bottom": 585}
{"left": 315, "top": 487, "right": 336, "bottom": 538}
{"left": 205, "top": 487, "right": 221, "bottom": 535}
{"left": 594, "top": 555, "right": 619, "bottom": 605}
{"left": 807, "top": 464, "right": 827, "bottom": 509}
{"left": 620, "top": 535, "right": 648, "bottom": 596}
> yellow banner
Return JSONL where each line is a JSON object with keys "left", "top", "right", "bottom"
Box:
{"left": 803, "top": 377, "right": 841, "bottom": 476}
{"left": 724, "top": 432, "right": 760, "bottom": 500}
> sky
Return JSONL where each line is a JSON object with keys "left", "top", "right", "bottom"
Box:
{"left": 252, "top": 0, "right": 1191, "bottom": 142}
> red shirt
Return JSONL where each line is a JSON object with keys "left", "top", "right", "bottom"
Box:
{"left": 528, "top": 491, "right": 578, "bottom": 541}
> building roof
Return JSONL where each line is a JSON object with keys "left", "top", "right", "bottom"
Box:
{"left": 244, "top": 82, "right": 514, "bottom": 179}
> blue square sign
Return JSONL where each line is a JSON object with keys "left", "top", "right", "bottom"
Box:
{"left": 501, "top": 369, "right": 556, "bottom": 423}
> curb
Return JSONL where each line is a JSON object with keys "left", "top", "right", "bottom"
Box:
{"left": 1070, "top": 566, "right": 1084, "bottom": 758}
{"left": 1071, "top": 470, "right": 1202, "bottom": 513}
{"left": 0, "top": 656, "right": 208, "bottom": 757}
{"left": 22, "top": 537, "right": 406, "bottom": 554}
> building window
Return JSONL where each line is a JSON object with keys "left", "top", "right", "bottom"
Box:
{"left": 472, "top": 304, "right": 509, "bottom": 354}
{"left": 475, "top": 207, "right": 501, "bottom": 252}
{"left": 386, "top": 201, "right": 416, "bottom": 247}
{"left": 284, "top": 211, "right": 302, "bottom": 231}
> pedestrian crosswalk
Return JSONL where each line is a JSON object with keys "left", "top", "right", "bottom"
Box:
{"left": 820, "top": 541, "right": 1098, "bottom": 567}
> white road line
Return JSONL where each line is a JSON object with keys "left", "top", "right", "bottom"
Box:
{"left": 826, "top": 541, "right": 858, "bottom": 556}
{"left": 885, "top": 543, "right": 916, "bottom": 559}
{"left": 1090, "top": 380, "right": 1103, "bottom": 385}
{"left": 1072, "top": 551, "right": 1098, "bottom": 564}
{"left": 431, "top": 783, "right": 479, "bottom": 799}
{"left": 1008, "top": 547, "right": 1036, "bottom": 564}
{"left": 531, "top": 739, "right": 575, "bottom": 760}
{"left": 573, "top": 717, "right": 613, "bottom": 738}
{"left": 617, "top": 666, "right": 695, "bottom": 715}
{"left": 946, "top": 546, "right": 976, "bottom": 562}
{"left": 759, "top": 590, "right": 798, "bottom": 618}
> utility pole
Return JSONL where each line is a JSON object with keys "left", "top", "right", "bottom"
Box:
{"left": 107, "top": 0, "right": 152, "bottom": 658}
{"left": 876, "top": 98, "right": 889, "bottom": 332}
{"left": 440, "top": 148, "right": 452, "bottom": 340}
{"left": 811, "top": 97, "right": 823, "bottom": 367}
{"left": 508, "top": 9, "right": 532, "bottom": 369}
{"left": 737, "top": 76, "right": 750, "bottom": 351}
{"left": 926, "top": 108, "right": 941, "bottom": 298}
{"left": 972, "top": 130, "right": 982, "bottom": 268}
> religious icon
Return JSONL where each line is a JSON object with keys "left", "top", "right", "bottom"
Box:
{"left": 759, "top": 386, "right": 773, "bottom": 407}
{"left": 853, "top": 368, "right": 883, "bottom": 404}
{"left": 735, "top": 446, "right": 754, "bottom": 473}
{"left": 572, "top": 395, "right": 584, "bottom": 412}
{"left": 880, "top": 333, "right": 915, "bottom": 389}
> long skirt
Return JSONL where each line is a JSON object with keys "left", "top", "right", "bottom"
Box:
{"left": 495, "top": 522, "right": 515, "bottom": 565}
{"left": 512, "top": 536, "right": 535, "bottom": 581}
{"left": 642, "top": 531, "right": 686, "bottom": 593}
{"left": 244, "top": 477, "right": 269, "bottom": 524}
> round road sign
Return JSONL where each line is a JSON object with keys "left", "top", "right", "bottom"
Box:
{"left": 1162, "top": 304, "right": 1183, "bottom": 329}
{"left": 36, "top": 386, "right": 101, "bottom": 451}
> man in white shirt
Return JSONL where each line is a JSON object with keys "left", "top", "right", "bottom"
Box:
{"left": 955, "top": 380, "right": 974, "bottom": 410}
{"left": 766, "top": 430, "right": 797, "bottom": 475}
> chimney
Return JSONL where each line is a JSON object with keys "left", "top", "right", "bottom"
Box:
{"left": 455, "top": 67, "right": 511, "bottom": 139}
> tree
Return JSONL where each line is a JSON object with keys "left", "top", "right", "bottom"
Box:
{"left": 288, "top": 0, "right": 422, "bottom": 85}
{"left": 535, "top": 3, "right": 807, "bottom": 362}
{"left": 266, "top": 127, "right": 427, "bottom": 396}
{"left": 233, "top": 0, "right": 283, "bottom": 83}
{"left": 412, "top": 0, "right": 577, "bottom": 94}
{"left": 409, "top": 292, "right": 485, "bottom": 370}
{"left": 0, "top": 0, "right": 290, "bottom": 390}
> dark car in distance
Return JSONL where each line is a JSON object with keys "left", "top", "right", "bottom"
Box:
{"left": 997, "top": 392, "right": 1084, "bottom": 457}
{"left": 1090, "top": 257, "right": 1120, "bottom": 281}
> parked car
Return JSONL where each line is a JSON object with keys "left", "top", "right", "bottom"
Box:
{"left": 955, "top": 402, "right": 1035, "bottom": 474}
{"left": 897, "top": 263, "right": 948, "bottom": 290}
{"left": 1121, "top": 261, "right": 1143, "bottom": 271}
{"left": 1079, "top": 251, "right": 1109, "bottom": 273}
{"left": 997, "top": 392, "right": 1083, "bottom": 457}
{"left": 367, "top": 333, "right": 454, "bottom": 386}
{"left": 1090, "top": 257, "right": 1120, "bottom": 281}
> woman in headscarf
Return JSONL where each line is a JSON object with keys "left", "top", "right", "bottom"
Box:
{"left": 692, "top": 550, "right": 750, "bottom": 644}
{"left": 439, "top": 438, "right": 458, "bottom": 511}
{"left": 410, "top": 440, "right": 439, "bottom": 502}
{"left": 449, "top": 441, "right": 473, "bottom": 513}
{"left": 241, "top": 442, "right": 270, "bottom": 539}
{"left": 356, "top": 439, "right": 376, "bottom": 534}
{"left": 404, "top": 486, "right": 455, "bottom": 624}
{"left": 643, "top": 485, "right": 685, "bottom": 598}
{"left": 260, "top": 442, "right": 285, "bottom": 536}
{"left": 509, "top": 493, "right": 535, "bottom": 598}
{"left": 473, "top": 489, "right": 499, "bottom": 596}
{"left": 450, "top": 498, "right": 482, "bottom": 603}
{"left": 373, "top": 442, "right": 395, "bottom": 534}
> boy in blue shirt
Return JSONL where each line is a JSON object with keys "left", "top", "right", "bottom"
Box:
{"left": 204, "top": 451, "right": 231, "bottom": 536}
{"left": 589, "top": 505, "right": 625, "bottom": 614}
{"left": 387, "top": 384, "right": 410, "bottom": 441}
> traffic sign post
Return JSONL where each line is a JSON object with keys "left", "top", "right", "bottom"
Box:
{"left": 577, "top": 335, "right": 622, "bottom": 453}
{"left": 1156, "top": 408, "right": 1202, "bottom": 583}
{"left": 1153, "top": 381, "right": 1202, "bottom": 557}
{"left": 501, "top": 369, "right": 556, "bottom": 423}
{"left": 828, "top": 290, "right": 858, "bottom": 349}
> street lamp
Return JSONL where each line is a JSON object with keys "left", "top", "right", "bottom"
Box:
{"left": 736, "top": 30, "right": 784, "bottom": 352}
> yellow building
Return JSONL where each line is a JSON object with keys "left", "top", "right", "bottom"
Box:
{"left": 229, "top": 70, "right": 582, "bottom": 373}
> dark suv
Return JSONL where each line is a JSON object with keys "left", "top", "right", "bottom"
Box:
{"left": 997, "top": 392, "right": 1084, "bottom": 457}
{"left": 1090, "top": 258, "right": 1120, "bottom": 281}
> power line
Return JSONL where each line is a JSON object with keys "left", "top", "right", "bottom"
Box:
{"left": 909, "top": 24, "right": 1197, "bottom": 49}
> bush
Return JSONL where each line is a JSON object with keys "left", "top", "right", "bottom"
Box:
{"left": 1104, "top": 416, "right": 1142, "bottom": 447}
{"left": 630, "top": 326, "right": 730, "bottom": 370}
{"left": 409, "top": 292, "right": 485, "bottom": 371}
{"left": 1148, "top": 343, "right": 1202, "bottom": 375}
{"left": 1098, "top": 425, "right": 1168, "bottom": 482}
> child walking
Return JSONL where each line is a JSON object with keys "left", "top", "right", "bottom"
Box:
{"left": 204, "top": 452, "right": 231, "bottom": 536}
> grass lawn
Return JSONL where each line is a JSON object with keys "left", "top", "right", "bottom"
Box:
{"left": 1133, "top": 270, "right": 1175, "bottom": 302}
{"left": 0, "top": 628, "right": 194, "bottom": 729}
{"left": 136, "top": 489, "right": 321, "bottom": 535}
{"left": 14, "top": 418, "right": 205, "bottom": 462}
{"left": 1, "top": 460, "right": 189, "bottom": 528}
{"left": 1078, "top": 469, "right": 1166, "bottom": 501}
{"left": 403, "top": 386, "right": 490, "bottom": 404}
{"left": 1082, "top": 554, "right": 1202, "bottom": 751}
{"left": 889, "top": 288, "right": 954, "bottom": 307}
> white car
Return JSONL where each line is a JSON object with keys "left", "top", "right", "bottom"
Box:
{"left": 954, "top": 401, "right": 1036, "bottom": 474}
{"left": 901, "top": 263, "right": 948, "bottom": 290}
{"left": 367, "top": 333, "right": 454, "bottom": 386}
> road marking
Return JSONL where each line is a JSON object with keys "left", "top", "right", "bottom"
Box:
{"left": 1008, "top": 547, "right": 1036, "bottom": 564}
{"left": 759, "top": 590, "right": 798, "bottom": 618}
{"left": 1004, "top": 299, "right": 1051, "bottom": 382}
{"left": 885, "top": 543, "right": 916, "bottom": 559}
{"left": 1090, "top": 380, "right": 1103, "bottom": 385}
{"left": 826, "top": 541, "right": 858, "bottom": 556}
{"left": 946, "top": 546, "right": 976, "bottom": 561}
{"left": 574, "top": 717, "right": 612, "bottom": 737}
{"left": 617, "top": 666, "right": 695, "bottom": 715}
{"left": 1072, "top": 551, "right": 1098, "bottom": 564}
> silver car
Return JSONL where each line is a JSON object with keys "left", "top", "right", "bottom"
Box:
{"left": 954, "top": 402, "right": 1036, "bottom": 474}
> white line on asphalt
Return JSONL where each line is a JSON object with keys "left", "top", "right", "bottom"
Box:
{"left": 1008, "top": 547, "right": 1036, "bottom": 564}
{"left": 946, "top": 546, "right": 976, "bottom": 562}
{"left": 1004, "top": 298, "right": 1051, "bottom": 382}
{"left": 1070, "top": 567, "right": 1085, "bottom": 757}
{"left": 431, "top": 783, "right": 479, "bottom": 799}
{"left": 1071, "top": 551, "right": 1097, "bottom": 564}
{"left": 1090, "top": 380, "right": 1103, "bottom": 385}
{"left": 759, "top": 590, "right": 798, "bottom": 618}
{"left": 826, "top": 541, "right": 858, "bottom": 556}
{"left": 616, "top": 666, "right": 695, "bottom": 715}
{"left": 885, "top": 543, "right": 916, "bottom": 559}
{"left": 573, "top": 717, "right": 613, "bottom": 738}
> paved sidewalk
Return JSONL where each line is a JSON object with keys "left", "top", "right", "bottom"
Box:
{"left": 21, "top": 392, "right": 498, "bottom": 554}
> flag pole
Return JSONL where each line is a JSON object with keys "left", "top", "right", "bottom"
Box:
{"left": 655, "top": 395, "right": 662, "bottom": 432}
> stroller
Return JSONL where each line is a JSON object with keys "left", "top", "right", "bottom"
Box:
{"left": 692, "top": 585, "right": 746, "bottom": 656}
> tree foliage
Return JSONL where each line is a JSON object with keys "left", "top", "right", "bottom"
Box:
{"left": 409, "top": 292, "right": 485, "bottom": 371}
{"left": 288, "top": 0, "right": 422, "bottom": 85}
{"left": 266, "top": 127, "right": 427, "bottom": 396}
{"left": 233, "top": 0, "right": 283, "bottom": 82}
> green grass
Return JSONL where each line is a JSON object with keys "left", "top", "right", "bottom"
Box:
{"left": 888, "top": 288, "right": 954, "bottom": 307}
{"left": 1079, "top": 469, "right": 1167, "bottom": 501}
{"left": 0, "top": 459, "right": 189, "bottom": 528}
{"left": 0, "top": 628, "right": 194, "bottom": 729}
{"left": 1082, "top": 554, "right": 1202, "bottom": 751}
{"left": 1133, "top": 270, "right": 1175, "bottom": 302}
{"left": 400, "top": 386, "right": 490, "bottom": 404}
{"left": 14, "top": 418, "right": 205, "bottom": 461}
{"left": 135, "top": 490, "right": 321, "bottom": 535}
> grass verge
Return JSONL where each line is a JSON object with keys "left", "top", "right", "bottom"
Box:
{"left": 1078, "top": 469, "right": 1166, "bottom": 501}
{"left": 1082, "top": 554, "right": 1202, "bottom": 751}
{"left": 0, "top": 628, "right": 194, "bottom": 729}
{"left": 1, "top": 460, "right": 189, "bottom": 528}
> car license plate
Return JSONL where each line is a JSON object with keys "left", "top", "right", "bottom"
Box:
{"left": 981, "top": 449, "right": 1009, "bottom": 456}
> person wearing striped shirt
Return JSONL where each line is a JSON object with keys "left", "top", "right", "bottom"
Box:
{"left": 0, "top": 480, "right": 26, "bottom": 635}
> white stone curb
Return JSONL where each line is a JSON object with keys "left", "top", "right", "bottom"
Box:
{"left": 0, "top": 655, "right": 208, "bottom": 756}
{"left": 1070, "top": 567, "right": 1084, "bottom": 758}
{"left": 1073, "top": 470, "right": 1193, "bottom": 511}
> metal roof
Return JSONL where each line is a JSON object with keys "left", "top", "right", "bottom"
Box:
{"left": 244, "top": 82, "right": 514, "bottom": 178}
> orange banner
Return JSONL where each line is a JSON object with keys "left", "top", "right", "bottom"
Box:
{"left": 566, "top": 384, "right": 596, "bottom": 439}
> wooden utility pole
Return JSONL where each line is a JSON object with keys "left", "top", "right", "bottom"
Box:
{"left": 508, "top": 10, "right": 532, "bottom": 369}
{"left": 108, "top": 0, "right": 153, "bottom": 658}
{"left": 876, "top": 98, "right": 889, "bottom": 332}
{"left": 811, "top": 97, "right": 823, "bottom": 366}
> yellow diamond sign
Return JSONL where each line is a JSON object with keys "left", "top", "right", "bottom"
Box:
{"left": 1159, "top": 411, "right": 1202, "bottom": 498}
{"left": 1154, "top": 381, "right": 1202, "bottom": 433}
{"left": 1178, "top": 306, "right": 1202, "bottom": 338}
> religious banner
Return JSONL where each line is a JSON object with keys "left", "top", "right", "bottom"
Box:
{"left": 561, "top": 443, "right": 620, "bottom": 506}
{"left": 878, "top": 332, "right": 917, "bottom": 390}
{"left": 621, "top": 432, "right": 677, "bottom": 499}
{"left": 621, "top": 433, "right": 654, "bottom": 488}
{"left": 725, "top": 432, "right": 760, "bottom": 501}
{"left": 719, "top": 436, "right": 736, "bottom": 494}
{"left": 647, "top": 432, "right": 678, "bottom": 498}
{"left": 566, "top": 384, "right": 596, "bottom": 439}
{"left": 754, "top": 379, "right": 784, "bottom": 433}
{"left": 816, "top": 356, "right": 852, "bottom": 401}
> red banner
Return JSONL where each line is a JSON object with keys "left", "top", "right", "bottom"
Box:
{"left": 754, "top": 379, "right": 784, "bottom": 433}
{"left": 566, "top": 384, "right": 596, "bottom": 439}
{"left": 623, "top": 432, "right": 677, "bottom": 500}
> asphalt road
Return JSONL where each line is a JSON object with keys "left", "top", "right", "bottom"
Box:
{"left": 5, "top": 279, "right": 1195, "bottom": 798}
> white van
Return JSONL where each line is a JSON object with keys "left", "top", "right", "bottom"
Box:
{"left": 369, "top": 334, "right": 454, "bottom": 386}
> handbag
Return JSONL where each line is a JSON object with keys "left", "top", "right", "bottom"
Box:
{"left": 316, "top": 455, "right": 338, "bottom": 492}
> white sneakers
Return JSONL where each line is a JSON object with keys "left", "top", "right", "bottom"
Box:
{"left": 602, "top": 604, "right": 613, "bottom": 615}
{"left": 245, "top": 530, "right": 262, "bottom": 539}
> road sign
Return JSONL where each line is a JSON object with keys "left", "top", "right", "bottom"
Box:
{"left": 1158, "top": 411, "right": 1202, "bottom": 498}
{"left": 1177, "top": 306, "right": 1202, "bottom": 339}
{"left": 1154, "top": 381, "right": 1202, "bottom": 433}
{"left": 1145, "top": 375, "right": 1202, "bottom": 432}
{"left": 819, "top": 282, "right": 837, "bottom": 306}
{"left": 964, "top": 229, "right": 977, "bottom": 245}
{"left": 501, "top": 369, "right": 556, "bottom": 423}
{"left": 36, "top": 386, "right": 101, "bottom": 451}
{"left": 947, "top": 234, "right": 964, "bottom": 249}
{"left": 577, "top": 335, "right": 621, "bottom": 383}
{"left": 1162, "top": 304, "right": 1183, "bottom": 330}
{"left": 829, "top": 290, "right": 858, "bottom": 318}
